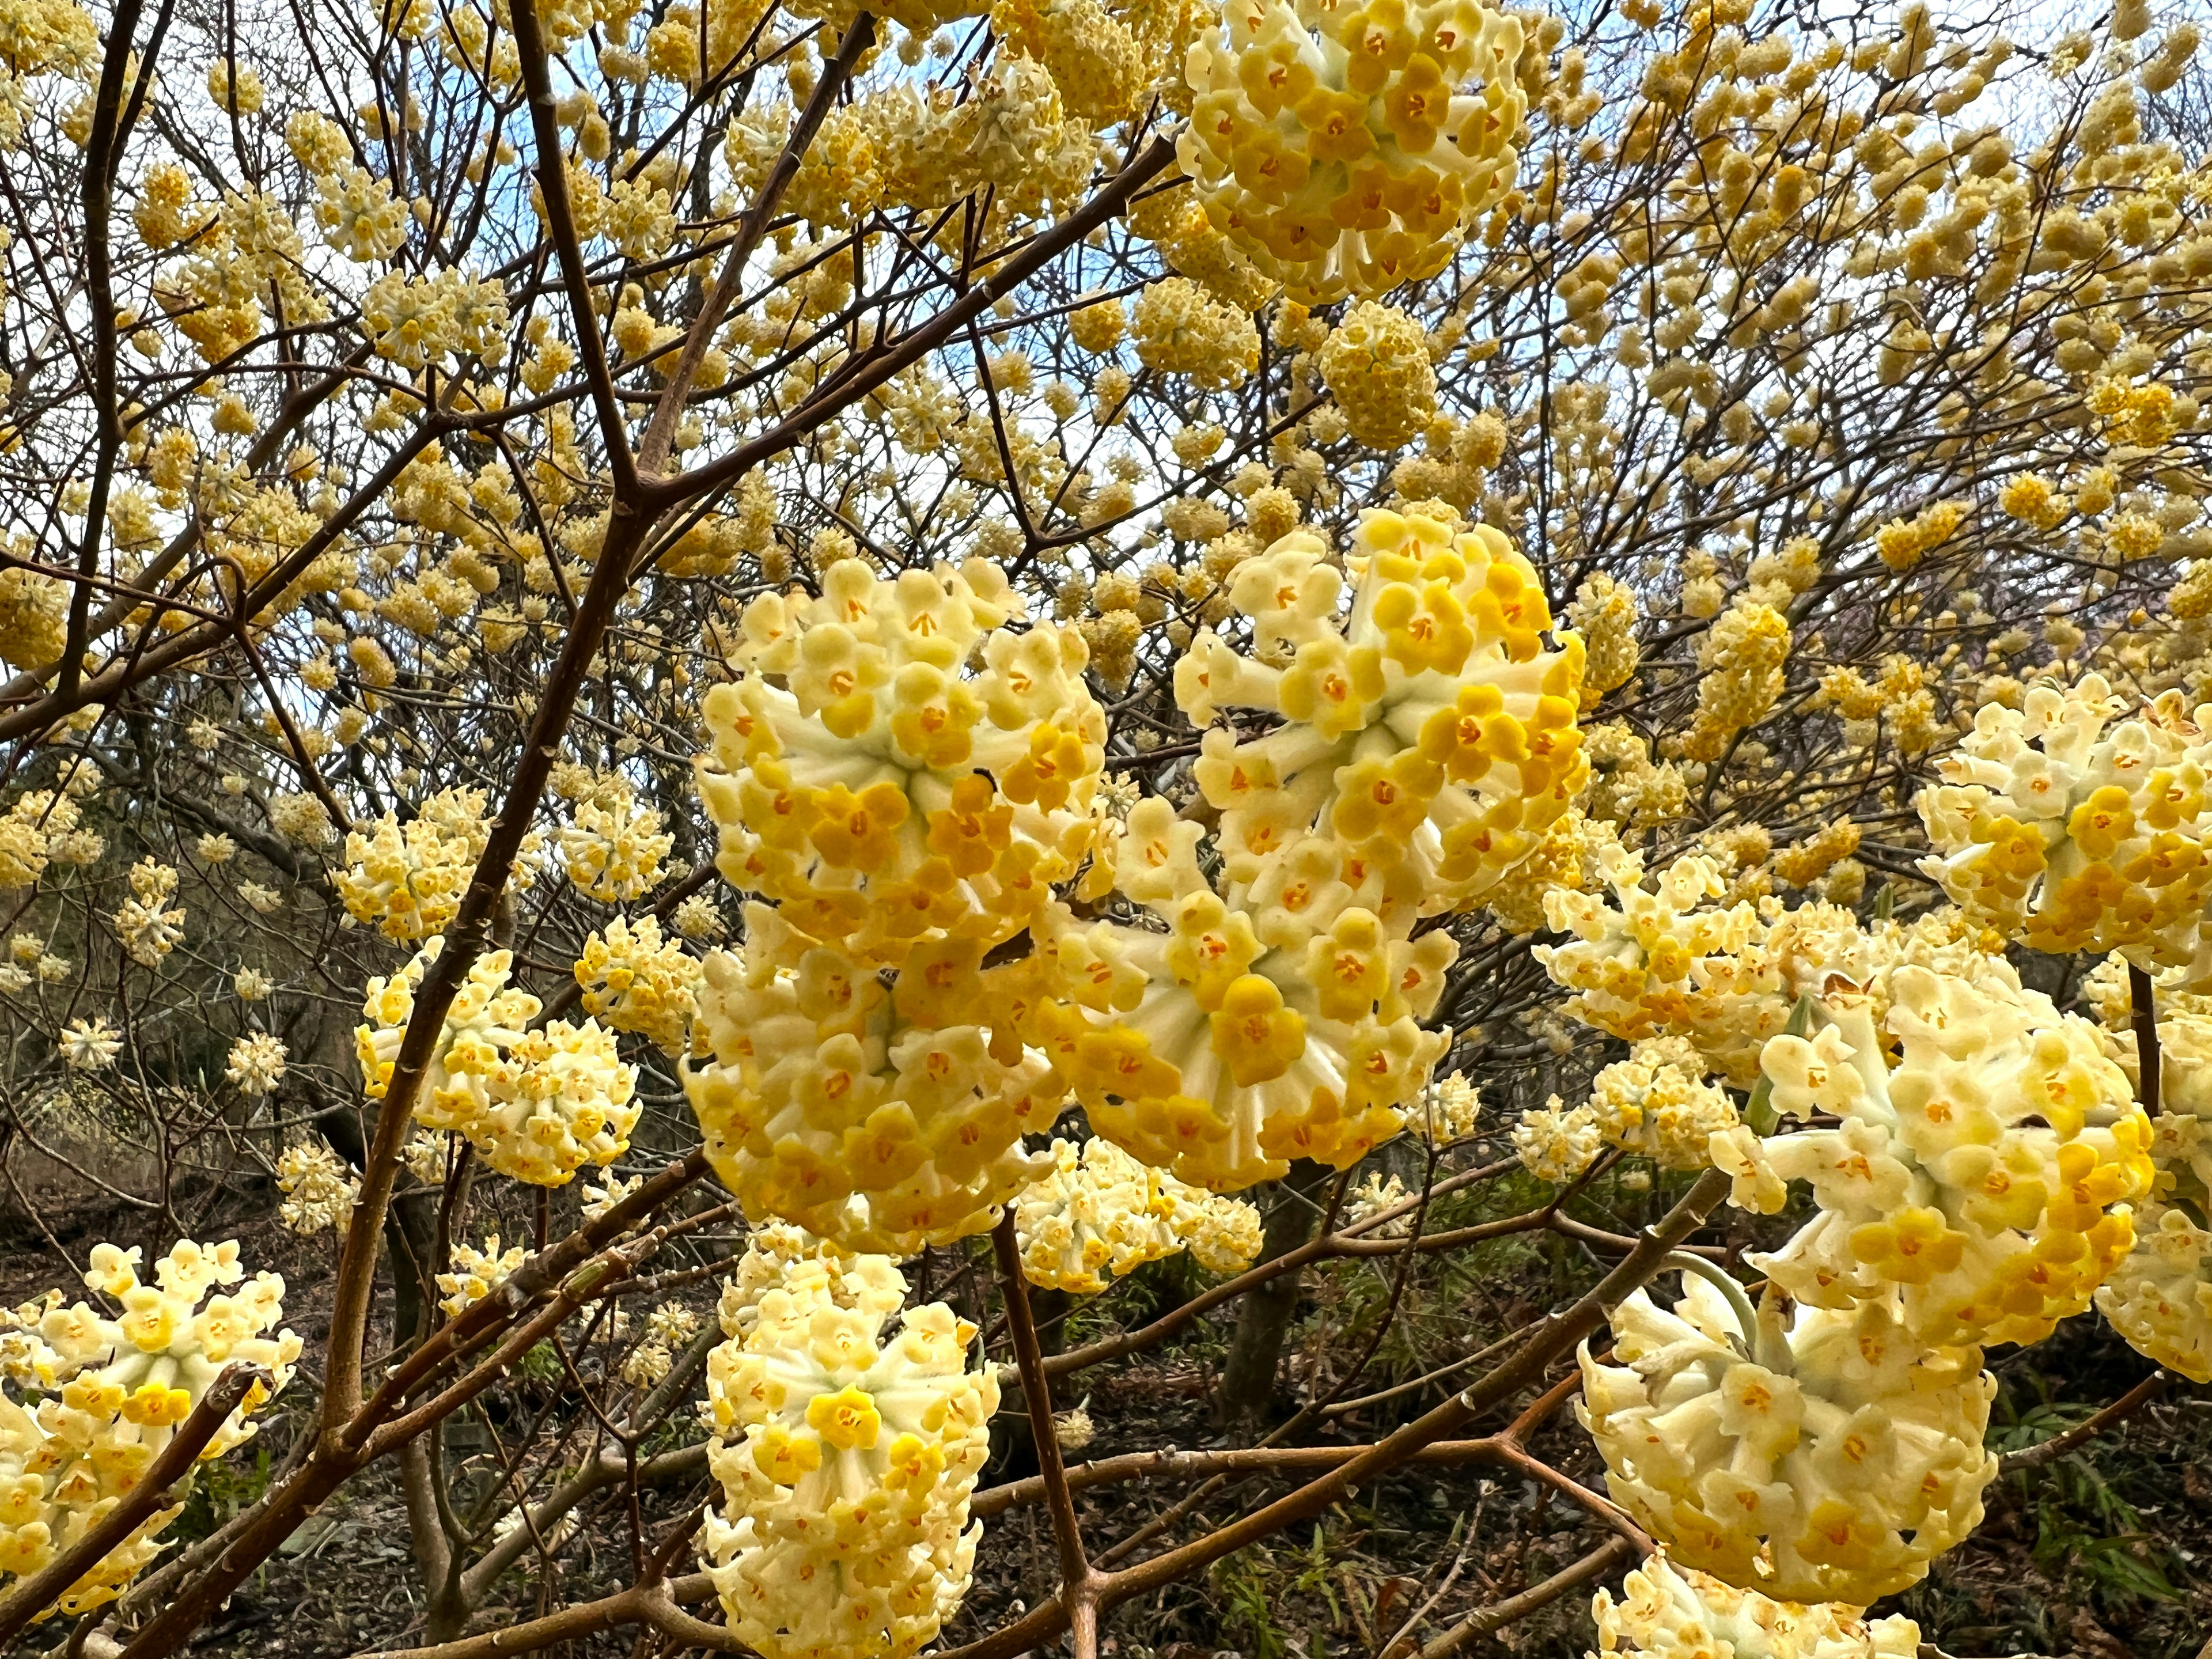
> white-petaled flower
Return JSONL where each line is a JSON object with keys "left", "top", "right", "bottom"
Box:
{"left": 237, "top": 882, "right": 283, "bottom": 915}
{"left": 113, "top": 858, "right": 185, "bottom": 968}
{"left": 0, "top": 1240, "right": 299, "bottom": 1618}
{"left": 699, "top": 1248, "right": 997, "bottom": 1659}
{"left": 559, "top": 782, "right": 673, "bottom": 902}
{"left": 0, "top": 965, "right": 28, "bottom": 995}
{"left": 623, "top": 1342, "right": 673, "bottom": 1387}
{"left": 234, "top": 968, "right": 272, "bottom": 1001}
{"left": 671, "top": 892, "right": 727, "bottom": 940}
{"left": 401, "top": 1129, "right": 452, "bottom": 1184}
{"left": 575, "top": 914, "right": 701, "bottom": 1056}
{"left": 1590, "top": 1550, "right": 1921, "bottom": 1659}
{"left": 59, "top": 1018, "right": 122, "bottom": 1070}
{"left": 195, "top": 834, "right": 236, "bottom": 865}
{"left": 437, "top": 1236, "right": 529, "bottom": 1315}
{"left": 274, "top": 1143, "right": 357, "bottom": 1233}
{"left": 1053, "top": 1406, "right": 1094, "bottom": 1451}
{"left": 357, "top": 937, "right": 641, "bottom": 1187}
{"left": 224, "top": 1032, "right": 288, "bottom": 1096}
{"left": 580, "top": 1171, "right": 642, "bottom": 1222}
{"left": 2096, "top": 1202, "right": 2212, "bottom": 1381}
{"left": 685, "top": 907, "right": 1059, "bottom": 1253}
{"left": 1512, "top": 1095, "right": 1602, "bottom": 1183}
{"left": 1579, "top": 1269, "right": 1997, "bottom": 1606}
{"left": 693, "top": 558, "right": 1104, "bottom": 970}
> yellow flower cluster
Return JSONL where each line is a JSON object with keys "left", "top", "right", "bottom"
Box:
{"left": 1578, "top": 1267, "right": 1996, "bottom": 1606}
{"left": 0, "top": 1241, "right": 297, "bottom": 1618}
{"left": 1918, "top": 675, "right": 2212, "bottom": 970}
{"left": 1685, "top": 597, "right": 1790, "bottom": 762}
{"left": 334, "top": 791, "right": 524, "bottom": 946}
{"left": 1175, "top": 510, "right": 1586, "bottom": 918}
{"left": 2096, "top": 1203, "right": 2212, "bottom": 1381}
{"left": 1408, "top": 1068, "right": 1480, "bottom": 1144}
{"left": 274, "top": 1142, "right": 358, "bottom": 1233}
{"left": 361, "top": 267, "right": 509, "bottom": 370}
{"left": 695, "top": 558, "right": 1105, "bottom": 970}
{"left": 1130, "top": 276, "right": 1261, "bottom": 389}
{"left": 1314, "top": 301, "right": 1435, "bottom": 449}
{"left": 338, "top": 787, "right": 506, "bottom": 942}
{"left": 685, "top": 905, "right": 1064, "bottom": 1254}
{"left": 699, "top": 1244, "right": 996, "bottom": 1659}
{"left": 1590, "top": 1551, "right": 1920, "bottom": 1659}
{"left": 0, "top": 565, "right": 66, "bottom": 673}
{"left": 1177, "top": 0, "right": 1526, "bottom": 303}
{"left": 437, "top": 1236, "right": 528, "bottom": 1314}
{"left": 1510, "top": 1094, "right": 1603, "bottom": 1182}
{"left": 1738, "top": 960, "right": 2152, "bottom": 1351}
{"left": 574, "top": 915, "right": 702, "bottom": 1056}
{"left": 1014, "top": 1137, "right": 1262, "bottom": 1292}
{"left": 559, "top": 783, "right": 675, "bottom": 902}
{"left": 112, "top": 859, "right": 185, "bottom": 968}
{"left": 1572, "top": 1036, "right": 1740, "bottom": 1172}
{"left": 357, "top": 938, "right": 641, "bottom": 1186}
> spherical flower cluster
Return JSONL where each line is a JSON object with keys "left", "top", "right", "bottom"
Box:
{"left": 437, "top": 1236, "right": 528, "bottom": 1315}
{"left": 0, "top": 790, "right": 103, "bottom": 890}
{"left": 357, "top": 937, "right": 641, "bottom": 1186}
{"left": 224, "top": 1031, "right": 288, "bottom": 1096}
{"left": 559, "top": 784, "right": 675, "bottom": 902}
{"left": 1409, "top": 1069, "right": 1480, "bottom": 1144}
{"left": 694, "top": 558, "right": 1105, "bottom": 968}
{"left": 59, "top": 1018, "right": 122, "bottom": 1071}
{"left": 1739, "top": 961, "right": 2153, "bottom": 1350}
{"left": 2096, "top": 1203, "right": 2212, "bottom": 1381}
{"left": 0, "top": 1241, "right": 298, "bottom": 1618}
{"left": 0, "top": 565, "right": 67, "bottom": 673}
{"left": 1129, "top": 276, "right": 1260, "bottom": 389}
{"left": 1177, "top": 0, "right": 1526, "bottom": 303}
{"left": 1510, "top": 1094, "right": 1602, "bottom": 1182}
{"left": 698, "top": 1248, "right": 997, "bottom": 1659}
{"left": 685, "top": 905, "right": 1063, "bottom": 1253}
{"left": 1917, "top": 676, "right": 2212, "bottom": 972}
{"left": 1685, "top": 597, "right": 1790, "bottom": 762}
{"left": 1590, "top": 1551, "right": 1921, "bottom": 1659}
{"left": 574, "top": 914, "right": 703, "bottom": 1056}
{"left": 1315, "top": 301, "right": 1435, "bottom": 449}
{"left": 113, "top": 859, "right": 185, "bottom": 968}
{"left": 338, "top": 787, "right": 508, "bottom": 941}
{"left": 1578, "top": 1267, "right": 1997, "bottom": 1605}
{"left": 1031, "top": 796, "right": 1457, "bottom": 1189}
{"left": 1175, "top": 510, "right": 1588, "bottom": 919}
{"left": 1582, "top": 1036, "right": 1740, "bottom": 1171}
{"left": 1014, "top": 1136, "right": 1264, "bottom": 1292}
{"left": 361, "top": 267, "right": 510, "bottom": 369}
{"left": 274, "top": 1142, "right": 358, "bottom": 1233}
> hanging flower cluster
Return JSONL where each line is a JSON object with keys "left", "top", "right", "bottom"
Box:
{"left": 1513, "top": 1035, "right": 1738, "bottom": 1183}
{"left": 699, "top": 1244, "right": 997, "bottom": 1659}
{"left": 694, "top": 558, "right": 1105, "bottom": 968}
{"left": 1590, "top": 1551, "right": 1921, "bottom": 1659}
{"left": 685, "top": 906, "right": 1065, "bottom": 1253}
{"left": 1918, "top": 675, "right": 2212, "bottom": 973}
{"left": 0, "top": 1241, "right": 298, "bottom": 1618}
{"left": 574, "top": 914, "right": 703, "bottom": 1056}
{"left": 1177, "top": 0, "right": 1528, "bottom": 303}
{"left": 338, "top": 787, "right": 517, "bottom": 942}
{"left": 1014, "top": 1136, "right": 1263, "bottom": 1292}
{"left": 1579, "top": 1267, "right": 1996, "bottom": 1606}
{"left": 357, "top": 937, "right": 641, "bottom": 1187}
{"left": 437, "top": 1236, "right": 529, "bottom": 1315}
{"left": 274, "top": 1142, "right": 358, "bottom": 1233}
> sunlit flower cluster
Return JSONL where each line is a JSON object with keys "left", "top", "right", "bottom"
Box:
{"left": 357, "top": 937, "right": 641, "bottom": 1186}
{"left": 699, "top": 1245, "right": 996, "bottom": 1659}
{"left": 695, "top": 558, "right": 1105, "bottom": 969}
{"left": 337, "top": 787, "right": 507, "bottom": 942}
{"left": 0, "top": 1241, "right": 298, "bottom": 1618}
{"left": 685, "top": 906, "right": 1063, "bottom": 1253}
{"left": 1178, "top": 0, "right": 1527, "bottom": 302}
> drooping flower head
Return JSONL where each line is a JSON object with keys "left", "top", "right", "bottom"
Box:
{"left": 1177, "top": 0, "right": 1526, "bottom": 303}
{"left": 1590, "top": 1551, "right": 1921, "bottom": 1659}
{"left": 699, "top": 1245, "right": 996, "bottom": 1659}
